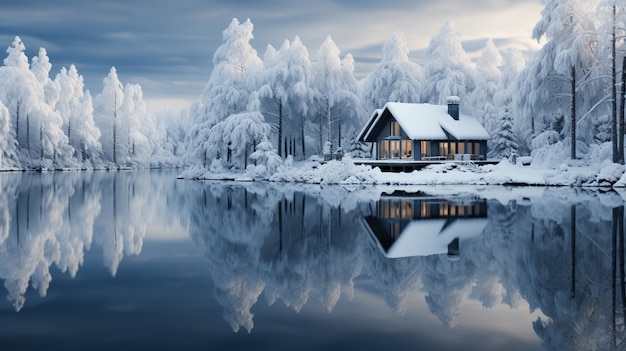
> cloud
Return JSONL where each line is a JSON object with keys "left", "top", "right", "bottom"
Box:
{"left": 0, "top": 0, "right": 544, "bottom": 111}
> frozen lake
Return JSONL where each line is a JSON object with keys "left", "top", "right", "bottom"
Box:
{"left": 0, "top": 170, "right": 624, "bottom": 350}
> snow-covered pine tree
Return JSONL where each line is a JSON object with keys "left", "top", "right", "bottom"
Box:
{"left": 421, "top": 21, "right": 475, "bottom": 105}
{"left": 94, "top": 67, "right": 124, "bottom": 166}
{"left": 361, "top": 32, "right": 422, "bottom": 115}
{"left": 489, "top": 106, "right": 518, "bottom": 159}
{"left": 468, "top": 39, "right": 501, "bottom": 133}
{"left": 494, "top": 49, "right": 526, "bottom": 154}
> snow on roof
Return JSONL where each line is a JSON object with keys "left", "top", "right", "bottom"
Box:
{"left": 446, "top": 96, "right": 460, "bottom": 104}
{"left": 362, "top": 102, "right": 490, "bottom": 141}
{"left": 356, "top": 108, "right": 382, "bottom": 141}
{"left": 380, "top": 218, "right": 488, "bottom": 258}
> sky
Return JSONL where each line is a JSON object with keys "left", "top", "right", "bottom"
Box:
{"left": 0, "top": 0, "right": 544, "bottom": 113}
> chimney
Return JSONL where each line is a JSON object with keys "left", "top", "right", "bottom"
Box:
{"left": 447, "top": 96, "right": 460, "bottom": 120}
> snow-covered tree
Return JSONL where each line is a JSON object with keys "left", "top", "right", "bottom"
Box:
{"left": 492, "top": 49, "right": 525, "bottom": 156}
{"left": 185, "top": 18, "right": 262, "bottom": 166}
{"left": 517, "top": 0, "right": 602, "bottom": 157}
{"left": 207, "top": 96, "right": 272, "bottom": 171}
{"left": 468, "top": 39, "right": 502, "bottom": 133}
{"left": 247, "top": 138, "right": 282, "bottom": 177}
{"left": 0, "top": 100, "right": 17, "bottom": 167}
{"left": 30, "top": 48, "right": 59, "bottom": 108}
{"left": 489, "top": 107, "right": 518, "bottom": 159}
{"left": 0, "top": 37, "right": 71, "bottom": 168}
{"left": 257, "top": 37, "right": 316, "bottom": 159}
{"left": 314, "top": 36, "right": 361, "bottom": 155}
{"left": 119, "top": 83, "right": 155, "bottom": 166}
{"left": 94, "top": 67, "right": 124, "bottom": 165}
{"left": 421, "top": 21, "right": 475, "bottom": 105}
{"left": 54, "top": 65, "right": 101, "bottom": 165}
{"left": 361, "top": 32, "right": 423, "bottom": 114}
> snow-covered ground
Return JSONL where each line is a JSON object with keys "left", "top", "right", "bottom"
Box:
{"left": 178, "top": 155, "right": 626, "bottom": 188}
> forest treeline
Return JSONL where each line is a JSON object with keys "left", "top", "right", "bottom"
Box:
{"left": 0, "top": 0, "right": 623, "bottom": 173}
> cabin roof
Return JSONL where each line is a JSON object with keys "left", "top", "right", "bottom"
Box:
{"left": 357, "top": 102, "right": 490, "bottom": 142}
{"left": 366, "top": 217, "right": 488, "bottom": 258}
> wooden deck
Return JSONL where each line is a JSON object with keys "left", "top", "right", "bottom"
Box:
{"left": 352, "top": 159, "right": 499, "bottom": 172}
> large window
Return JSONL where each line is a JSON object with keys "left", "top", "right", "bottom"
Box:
{"left": 474, "top": 142, "right": 480, "bottom": 156}
{"left": 439, "top": 142, "right": 449, "bottom": 156}
{"left": 390, "top": 140, "right": 401, "bottom": 158}
{"left": 402, "top": 140, "right": 413, "bottom": 159}
{"left": 421, "top": 141, "right": 431, "bottom": 158}
{"left": 379, "top": 139, "right": 413, "bottom": 159}
{"left": 391, "top": 121, "right": 400, "bottom": 136}
{"left": 378, "top": 141, "right": 389, "bottom": 159}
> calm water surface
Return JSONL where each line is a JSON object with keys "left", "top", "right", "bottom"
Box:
{"left": 0, "top": 170, "right": 623, "bottom": 350}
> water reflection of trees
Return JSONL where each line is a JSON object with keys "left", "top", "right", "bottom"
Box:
{"left": 185, "top": 183, "right": 367, "bottom": 332}
{"left": 186, "top": 184, "right": 626, "bottom": 350}
{"left": 3, "top": 171, "right": 626, "bottom": 349}
{"left": 0, "top": 171, "right": 174, "bottom": 311}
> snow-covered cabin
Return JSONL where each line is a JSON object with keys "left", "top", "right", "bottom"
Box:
{"left": 357, "top": 97, "right": 490, "bottom": 161}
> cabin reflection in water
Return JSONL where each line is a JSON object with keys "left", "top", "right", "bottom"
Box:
{"left": 364, "top": 192, "right": 488, "bottom": 260}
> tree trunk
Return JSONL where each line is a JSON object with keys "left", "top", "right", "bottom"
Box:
{"left": 68, "top": 117, "right": 71, "bottom": 147}
{"left": 571, "top": 66, "right": 576, "bottom": 160}
{"left": 301, "top": 118, "right": 306, "bottom": 159}
{"left": 618, "top": 57, "right": 626, "bottom": 164}
{"left": 113, "top": 93, "right": 117, "bottom": 165}
{"left": 15, "top": 100, "right": 20, "bottom": 142}
{"left": 612, "top": 4, "right": 618, "bottom": 163}
{"left": 278, "top": 101, "right": 283, "bottom": 158}
{"left": 338, "top": 118, "right": 342, "bottom": 149}
{"left": 327, "top": 100, "right": 331, "bottom": 155}
{"left": 26, "top": 114, "right": 30, "bottom": 154}
{"left": 570, "top": 204, "right": 576, "bottom": 298}
{"left": 319, "top": 112, "right": 323, "bottom": 156}
{"left": 40, "top": 124, "right": 43, "bottom": 160}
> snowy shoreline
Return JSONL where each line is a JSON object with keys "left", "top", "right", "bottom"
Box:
{"left": 5, "top": 157, "right": 626, "bottom": 189}
{"left": 178, "top": 156, "right": 626, "bottom": 189}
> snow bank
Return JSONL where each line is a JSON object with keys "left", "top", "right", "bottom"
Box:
{"left": 181, "top": 154, "right": 626, "bottom": 188}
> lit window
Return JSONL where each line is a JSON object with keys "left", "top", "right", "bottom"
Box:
{"left": 390, "top": 201, "right": 401, "bottom": 219}
{"left": 421, "top": 141, "right": 430, "bottom": 158}
{"left": 378, "top": 141, "right": 389, "bottom": 159}
{"left": 379, "top": 200, "right": 389, "bottom": 218}
{"left": 391, "top": 121, "right": 400, "bottom": 136}
{"left": 440, "top": 142, "right": 449, "bottom": 156}
{"left": 458, "top": 142, "right": 465, "bottom": 154}
{"left": 402, "top": 140, "right": 413, "bottom": 159}
{"left": 402, "top": 201, "right": 412, "bottom": 219}
{"left": 390, "top": 140, "right": 401, "bottom": 159}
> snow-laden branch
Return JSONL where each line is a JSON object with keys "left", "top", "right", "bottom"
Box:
{"left": 577, "top": 95, "right": 612, "bottom": 125}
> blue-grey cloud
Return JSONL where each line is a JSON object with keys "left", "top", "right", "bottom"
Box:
{"left": 0, "top": 0, "right": 542, "bottom": 111}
